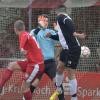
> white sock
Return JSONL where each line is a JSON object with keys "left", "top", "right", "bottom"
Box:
{"left": 23, "top": 96, "right": 25, "bottom": 100}
{"left": 71, "top": 97, "right": 77, "bottom": 100}
{"left": 69, "top": 79, "right": 77, "bottom": 100}
{"left": 56, "top": 73, "right": 64, "bottom": 87}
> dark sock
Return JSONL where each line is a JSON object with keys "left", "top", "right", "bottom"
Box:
{"left": 30, "top": 85, "right": 36, "bottom": 93}
{"left": 72, "top": 93, "right": 77, "bottom": 97}
{"left": 58, "top": 84, "right": 65, "bottom": 100}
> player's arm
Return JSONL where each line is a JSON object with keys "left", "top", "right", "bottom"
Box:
{"left": 50, "top": 34, "right": 59, "bottom": 40}
{"left": 46, "top": 33, "right": 59, "bottom": 40}
{"left": 20, "top": 34, "right": 28, "bottom": 55}
{"left": 20, "top": 48, "right": 27, "bottom": 55}
{"left": 73, "top": 32, "right": 86, "bottom": 39}
{"left": 62, "top": 15, "right": 86, "bottom": 39}
{"left": 45, "top": 29, "right": 59, "bottom": 41}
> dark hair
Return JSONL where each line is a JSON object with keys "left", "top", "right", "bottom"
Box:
{"left": 14, "top": 20, "right": 25, "bottom": 31}
{"left": 38, "top": 14, "right": 49, "bottom": 19}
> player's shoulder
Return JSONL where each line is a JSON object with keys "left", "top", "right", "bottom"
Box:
{"left": 19, "top": 31, "right": 29, "bottom": 40}
{"left": 21, "top": 31, "right": 28, "bottom": 36}
{"left": 30, "top": 29, "right": 35, "bottom": 35}
{"left": 30, "top": 27, "right": 41, "bottom": 36}
{"left": 57, "top": 13, "right": 72, "bottom": 21}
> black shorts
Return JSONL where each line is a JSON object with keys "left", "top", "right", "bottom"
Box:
{"left": 44, "top": 59, "right": 57, "bottom": 80}
{"left": 60, "top": 46, "right": 81, "bottom": 69}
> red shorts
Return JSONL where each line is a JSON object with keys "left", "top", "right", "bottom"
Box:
{"left": 17, "top": 60, "right": 44, "bottom": 83}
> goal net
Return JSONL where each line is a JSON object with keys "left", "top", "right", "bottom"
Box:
{"left": 0, "top": 0, "right": 100, "bottom": 99}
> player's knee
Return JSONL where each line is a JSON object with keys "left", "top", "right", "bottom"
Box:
{"left": 8, "top": 62, "right": 20, "bottom": 71}
{"left": 31, "top": 78, "right": 40, "bottom": 87}
{"left": 68, "top": 74, "right": 76, "bottom": 80}
{"left": 67, "top": 68, "right": 76, "bottom": 79}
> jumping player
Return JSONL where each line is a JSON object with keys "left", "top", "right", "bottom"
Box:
{"left": 49, "top": 5, "right": 86, "bottom": 100}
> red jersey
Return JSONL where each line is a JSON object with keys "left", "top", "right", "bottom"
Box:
{"left": 19, "top": 31, "right": 44, "bottom": 65}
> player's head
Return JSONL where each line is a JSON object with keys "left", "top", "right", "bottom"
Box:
{"left": 38, "top": 14, "right": 49, "bottom": 29}
{"left": 14, "top": 20, "right": 25, "bottom": 35}
{"left": 55, "top": 5, "right": 67, "bottom": 15}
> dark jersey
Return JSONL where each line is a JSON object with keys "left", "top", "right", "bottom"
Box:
{"left": 56, "top": 13, "right": 80, "bottom": 50}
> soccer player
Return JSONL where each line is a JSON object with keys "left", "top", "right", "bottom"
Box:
{"left": 0, "top": 20, "right": 44, "bottom": 100}
{"left": 49, "top": 5, "right": 86, "bottom": 100}
{"left": 30, "top": 14, "right": 65, "bottom": 100}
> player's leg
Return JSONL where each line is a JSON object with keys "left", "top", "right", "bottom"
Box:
{"left": 55, "top": 49, "right": 68, "bottom": 92}
{"left": 30, "top": 75, "right": 41, "bottom": 93}
{"left": 44, "top": 59, "right": 65, "bottom": 100}
{"left": 67, "top": 68, "right": 77, "bottom": 100}
{"left": 50, "top": 49, "right": 69, "bottom": 100}
{"left": 30, "top": 59, "right": 56, "bottom": 94}
{"left": 0, "top": 60, "right": 27, "bottom": 94}
{"left": 67, "top": 47, "right": 81, "bottom": 100}
{"left": 22, "top": 80, "right": 32, "bottom": 100}
{"left": 22, "top": 65, "right": 40, "bottom": 100}
{"left": 30, "top": 62, "right": 45, "bottom": 93}
{"left": 50, "top": 60, "right": 65, "bottom": 100}
{"left": 22, "top": 78, "right": 41, "bottom": 100}
{"left": 30, "top": 59, "right": 65, "bottom": 100}
{"left": 23, "top": 63, "right": 44, "bottom": 100}
{"left": 0, "top": 61, "right": 22, "bottom": 93}
{"left": 29, "top": 59, "right": 55, "bottom": 93}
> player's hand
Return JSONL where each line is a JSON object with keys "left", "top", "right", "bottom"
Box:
{"left": 79, "top": 33, "right": 86, "bottom": 39}
{"left": 21, "top": 48, "right": 27, "bottom": 55}
{"left": 53, "top": 22, "right": 58, "bottom": 31}
{"left": 45, "top": 32, "right": 52, "bottom": 37}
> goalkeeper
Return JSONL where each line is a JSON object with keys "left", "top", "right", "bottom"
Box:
{"left": 30, "top": 14, "right": 65, "bottom": 100}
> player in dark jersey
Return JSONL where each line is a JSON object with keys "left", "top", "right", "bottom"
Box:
{"left": 49, "top": 5, "right": 86, "bottom": 100}
{"left": 0, "top": 20, "right": 44, "bottom": 100}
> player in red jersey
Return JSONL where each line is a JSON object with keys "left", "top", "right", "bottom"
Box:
{"left": 0, "top": 20, "right": 44, "bottom": 100}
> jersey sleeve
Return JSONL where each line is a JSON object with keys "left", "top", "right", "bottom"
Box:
{"left": 57, "top": 14, "right": 72, "bottom": 25}
{"left": 49, "top": 29, "right": 59, "bottom": 41}
{"left": 63, "top": 15, "right": 72, "bottom": 24}
{"left": 20, "top": 33, "right": 28, "bottom": 49}
{"left": 50, "top": 34, "right": 59, "bottom": 41}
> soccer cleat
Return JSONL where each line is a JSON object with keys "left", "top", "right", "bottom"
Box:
{"left": 50, "top": 86, "right": 63, "bottom": 100}
{"left": 50, "top": 91, "right": 60, "bottom": 100}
